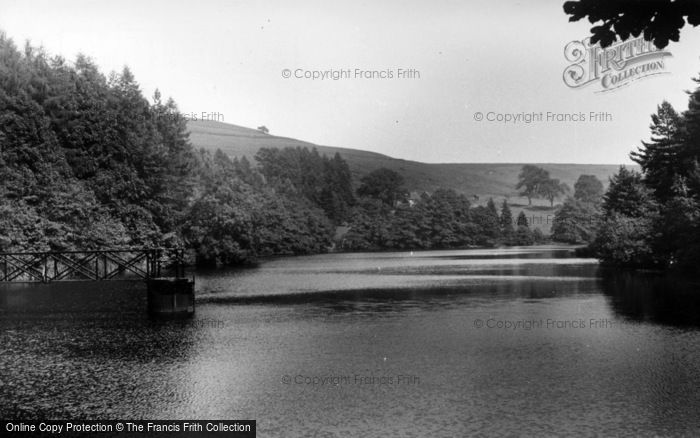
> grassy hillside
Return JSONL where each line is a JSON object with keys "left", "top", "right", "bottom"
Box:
{"left": 188, "top": 120, "right": 631, "bottom": 203}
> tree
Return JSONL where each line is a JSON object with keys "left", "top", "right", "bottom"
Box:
{"left": 254, "top": 147, "right": 355, "bottom": 223}
{"left": 512, "top": 225, "right": 535, "bottom": 246}
{"left": 652, "top": 178, "right": 700, "bottom": 270}
{"left": 532, "top": 228, "right": 545, "bottom": 243}
{"left": 680, "top": 74, "right": 700, "bottom": 176}
{"left": 516, "top": 211, "right": 529, "bottom": 227}
{"left": 257, "top": 125, "right": 269, "bottom": 134}
{"left": 356, "top": 168, "right": 407, "bottom": 206}
{"left": 500, "top": 200, "right": 515, "bottom": 236}
{"left": 184, "top": 150, "right": 334, "bottom": 265}
{"left": 486, "top": 198, "right": 498, "bottom": 216}
{"left": 590, "top": 213, "right": 658, "bottom": 267}
{"left": 320, "top": 152, "right": 356, "bottom": 223}
{"left": 551, "top": 198, "right": 600, "bottom": 244}
{"left": 563, "top": 0, "right": 700, "bottom": 49}
{"left": 150, "top": 92, "right": 197, "bottom": 232}
{"left": 470, "top": 198, "right": 501, "bottom": 246}
{"left": 424, "top": 189, "right": 465, "bottom": 248}
{"left": 343, "top": 199, "right": 390, "bottom": 250}
{"left": 510, "top": 211, "right": 535, "bottom": 246}
{"left": 602, "top": 167, "right": 654, "bottom": 218}
{"left": 591, "top": 167, "right": 660, "bottom": 267}
{"left": 573, "top": 174, "right": 604, "bottom": 204}
{"left": 516, "top": 165, "right": 549, "bottom": 205}
{"left": 630, "top": 101, "right": 684, "bottom": 202}
{"left": 539, "top": 178, "right": 569, "bottom": 207}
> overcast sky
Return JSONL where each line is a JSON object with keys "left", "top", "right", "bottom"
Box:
{"left": 3, "top": 0, "right": 700, "bottom": 164}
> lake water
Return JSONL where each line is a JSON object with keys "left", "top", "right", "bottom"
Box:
{"left": 2, "top": 246, "right": 700, "bottom": 436}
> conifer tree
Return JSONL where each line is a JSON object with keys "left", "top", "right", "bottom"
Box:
{"left": 630, "top": 101, "right": 684, "bottom": 202}
{"left": 516, "top": 211, "right": 529, "bottom": 228}
{"left": 500, "top": 200, "right": 515, "bottom": 235}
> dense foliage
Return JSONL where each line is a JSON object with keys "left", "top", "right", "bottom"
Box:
{"left": 550, "top": 174, "right": 603, "bottom": 244}
{"left": 551, "top": 198, "right": 600, "bottom": 244}
{"left": 342, "top": 177, "right": 544, "bottom": 251}
{"left": 0, "top": 35, "right": 333, "bottom": 264}
{"left": 563, "top": 0, "right": 700, "bottom": 49}
{"left": 587, "top": 76, "right": 700, "bottom": 271}
{"left": 182, "top": 150, "right": 333, "bottom": 265}
{"left": 254, "top": 147, "right": 355, "bottom": 224}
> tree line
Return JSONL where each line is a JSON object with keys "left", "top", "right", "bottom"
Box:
{"left": 20, "top": 34, "right": 694, "bottom": 268}
{"left": 342, "top": 168, "right": 545, "bottom": 250}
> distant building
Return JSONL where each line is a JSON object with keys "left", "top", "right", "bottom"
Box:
{"left": 406, "top": 191, "right": 429, "bottom": 207}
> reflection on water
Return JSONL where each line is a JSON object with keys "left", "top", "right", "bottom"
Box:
{"left": 601, "top": 270, "right": 700, "bottom": 328}
{"left": 1, "top": 246, "right": 700, "bottom": 436}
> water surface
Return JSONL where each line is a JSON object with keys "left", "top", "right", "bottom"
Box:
{"left": 2, "top": 246, "right": 700, "bottom": 437}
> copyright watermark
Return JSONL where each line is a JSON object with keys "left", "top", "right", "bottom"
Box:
{"left": 473, "top": 318, "right": 631, "bottom": 330}
{"left": 157, "top": 111, "right": 224, "bottom": 122}
{"left": 563, "top": 36, "right": 671, "bottom": 93}
{"left": 473, "top": 111, "right": 613, "bottom": 124}
{"left": 282, "top": 68, "right": 420, "bottom": 80}
{"left": 281, "top": 372, "right": 420, "bottom": 386}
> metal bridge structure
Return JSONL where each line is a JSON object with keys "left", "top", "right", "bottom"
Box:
{"left": 0, "top": 248, "right": 186, "bottom": 283}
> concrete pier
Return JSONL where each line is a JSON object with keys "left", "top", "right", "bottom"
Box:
{"left": 147, "top": 277, "right": 195, "bottom": 318}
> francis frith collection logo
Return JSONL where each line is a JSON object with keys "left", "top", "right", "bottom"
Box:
{"left": 563, "top": 36, "right": 671, "bottom": 92}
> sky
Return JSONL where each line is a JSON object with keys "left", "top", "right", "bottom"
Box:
{"left": 3, "top": 0, "right": 700, "bottom": 164}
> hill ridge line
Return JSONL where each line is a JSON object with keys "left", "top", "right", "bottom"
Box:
{"left": 187, "top": 120, "right": 633, "bottom": 200}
